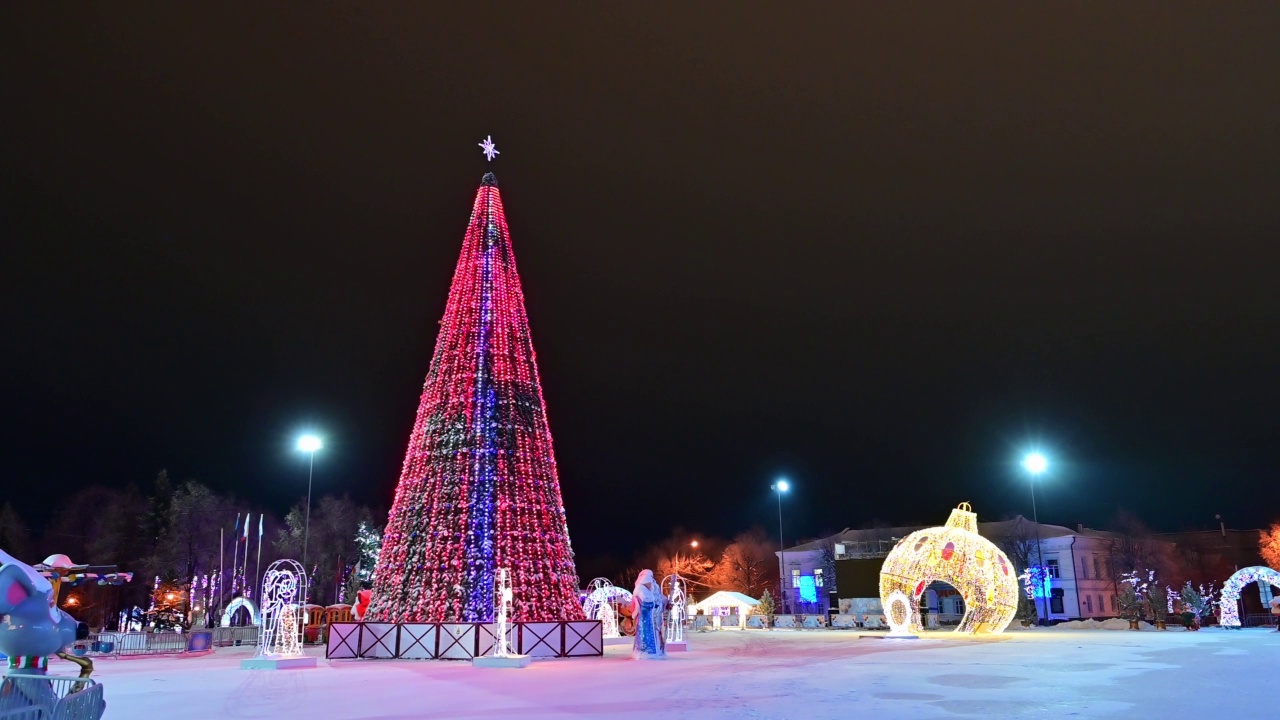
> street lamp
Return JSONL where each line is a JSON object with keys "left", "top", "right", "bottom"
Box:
{"left": 1021, "top": 451, "right": 1049, "bottom": 625}
{"left": 690, "top": 540, "right": 699, "bottom": 549}
{"left": 771, "top": 479, "right": 790, "bottom": 614}
{"left": 297, "top": 434, "right": 324, "bottom": 569}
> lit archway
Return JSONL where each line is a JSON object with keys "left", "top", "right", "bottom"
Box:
{"left": 1218, "top": 566, "right": 1280, "bottom": 627}
{"left": 879, "top": 503, "right": 1019, "bottom": 634}
{"left": 220, "top": 596, "right": 261, "bottom": 627}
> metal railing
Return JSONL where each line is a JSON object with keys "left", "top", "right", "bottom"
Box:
{"left": 0, "top": 675, "right": 104, "bottom": 720}
{"left": 1242, "top": 613, "right": 1278, "bottom": 628}
{"left": 84, "top": 631, "right": 187, "bottom": 656}
{"left": 211, "top": 626, "right": 259, "bottom": 647}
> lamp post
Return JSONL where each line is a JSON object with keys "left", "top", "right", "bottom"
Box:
{"left": 771, "top": 479, "right": 790, "bottom": 614}
{"left": 1022, "top": 451, "right": 1049, "bottom": 625}
{"left": 297, "top": 434, "right": 323, "bottom": 569}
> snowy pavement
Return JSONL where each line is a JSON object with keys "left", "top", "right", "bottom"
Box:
{"left": 61, "top": 626, "right": 1279, "bottom": 719}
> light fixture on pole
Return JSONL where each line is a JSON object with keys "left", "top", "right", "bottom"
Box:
{"left": 1021, "top": 451, "right": 1049, "bottom": 625}
{"left": 296, "top": 434, "right": 324, "bottom": 570}
{"left": 771, "top": 479, "right": 790, "bottom": 615}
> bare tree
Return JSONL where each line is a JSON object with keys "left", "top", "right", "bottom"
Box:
{"left": 992, "top": 516, "right": 1040, "bottom": 621}
{"left": 0, "top": 502, "right": 34, "bottom": 562}
{"left": 630, "top": 529, "right": 724, "bottom": 590}
{"left": 1261, "top": 522, "right": 1280, "bottom": 571}
{"left": 274, "top": 494, "right": 372, "bottom": 605}
{"left": 1102, "top": 512, "right": 1176, "bottom": 598}
{"left": 708, "top": 528, "right": 777, "bottom": 597}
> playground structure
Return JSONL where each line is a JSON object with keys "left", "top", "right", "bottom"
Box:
{"left": 302, "top": 603, "right": 354, "bottom": 643}
{"left": 0, "top": 549, "right": 105, "bottom": 719}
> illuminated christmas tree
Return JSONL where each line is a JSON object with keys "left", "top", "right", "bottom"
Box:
{"left": 368, "top": 148, "right": 583, "bottom": 623}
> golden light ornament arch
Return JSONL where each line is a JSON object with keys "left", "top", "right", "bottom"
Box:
{"left": 878, "top": 503, "right": 1019, "bottom": 634}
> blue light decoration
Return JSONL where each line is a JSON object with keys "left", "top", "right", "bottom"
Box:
{"left": 1022, "top": 566, "right": 1053, "bottom": 599}
{"left": 798, "top": 575, "right": 818, "bottom": 603}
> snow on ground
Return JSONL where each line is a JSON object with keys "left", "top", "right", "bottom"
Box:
{"left": 64, "top": 627, "right": 1278, "bottom": 719}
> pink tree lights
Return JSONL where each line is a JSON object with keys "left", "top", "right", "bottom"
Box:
{"left": 366, "top": 171, "right": 584, "bottom": 623}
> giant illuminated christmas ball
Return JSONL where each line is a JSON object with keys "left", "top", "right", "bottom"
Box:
{"left": 366, "top": 157, "right": 583, "bottom": 624}
{"left": 878, "top": 503, "right": 1018, "bottom": 634}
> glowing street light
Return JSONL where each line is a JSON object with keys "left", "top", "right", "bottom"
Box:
{"left": 690, "top": 540, "right": 699, "bottom": 549}
{"left": 297, "top": 434, "right": 324, "bottom": 569}
{"left": 1021, "top": 450, "right": 1050, "bottom": 625}
{"left": 771, "top": 478, "right": 790, "bottom": 614}
{"left": 1022, "top": 452, "right": 1048, "bottom": 476}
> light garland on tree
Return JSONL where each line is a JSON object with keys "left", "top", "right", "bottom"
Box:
{"left": 1219, "top": 566, "right": 1280, "bottom": 627}
{"left": 367, "top": 141, "right": 583, "bottom": 624}
{"left": 354, "top": 521, "right": 382, "bottom": 583}
{"left": 878, "top": 503, "right": 1019, "bottom": 634}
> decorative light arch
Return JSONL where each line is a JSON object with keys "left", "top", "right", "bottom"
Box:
{"left": 220, "top": 596, "right": 261, "bottom": 627}
{"left": 1218, "top": 566, "right": 1280, "bottom": 627}
{"left": 878, "top": 503, "right": 1019, "bottom": 635}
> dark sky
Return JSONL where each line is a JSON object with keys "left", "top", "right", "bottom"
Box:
{"left": 4, "top": 4, "right": 1278, "bottom": 562}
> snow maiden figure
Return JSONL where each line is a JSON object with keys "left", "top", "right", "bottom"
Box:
{"left": 631, "top": 570, "right": 666, "bottom": 659}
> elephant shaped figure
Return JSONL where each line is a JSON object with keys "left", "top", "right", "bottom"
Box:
{"left": 0, "top": 549, "right": 87, "bottom": 674}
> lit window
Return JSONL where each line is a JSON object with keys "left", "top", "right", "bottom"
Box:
{"left": 799, "top": 576, "right": 818, "bottom": 603}
{"left": 814, "top": 569, "right": 824, "bottom": 588}
{"left": 791, "top": 569, "right": 801, "bottom": 588}
{"left": 1046, "top": 559, "right": 1061, "bottom": 579}
{"left": 834, "top": 543, "right": 846, "bottom": 558}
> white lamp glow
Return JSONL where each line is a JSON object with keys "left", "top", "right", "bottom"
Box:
{"left": 1022, "top": 452, "right": 1048, "bottom": 476}
{"left": 297, "top": 435, "right": 323, "bottom": 453}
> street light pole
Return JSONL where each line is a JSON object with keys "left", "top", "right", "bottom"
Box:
{"left": 1029, "top": 478, "right": 1047, "bottom": 625}
{"left": 1023, "top": 452, "right": 1049, "bottom": 625}
{"left": 303, "top": 449, "right": 315, "bottom": 568}
{"left": 772, "top": 479, "right": 790, "bottom": 615}
{"left": 296, "top": 435, "right": 324, "bottom": 570}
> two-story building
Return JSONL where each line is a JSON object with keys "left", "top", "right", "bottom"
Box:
{"left": 777, "top": 516, "right": 1141, "bottom": 622}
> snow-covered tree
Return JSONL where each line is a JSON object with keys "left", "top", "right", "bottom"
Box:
{"left": 1118, "top": 571, "right": 1144, "bottom": 621}
{"left": 354, "top": 520, "right": 383, "bottom": 582}
{"left": 1179, "top": 581, "right": 1216, "bottom": 620}
{"left": 757, "top": 589, "right": 775, "bottom": 616}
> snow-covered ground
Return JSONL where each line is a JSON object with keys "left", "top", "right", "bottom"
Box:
{"left": 61, "top": 626, "right": 1279, "bottom": 719}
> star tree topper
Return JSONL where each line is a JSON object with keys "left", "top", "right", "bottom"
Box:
{"left": 478, "top": 135, "right": 500, "bottom": 161}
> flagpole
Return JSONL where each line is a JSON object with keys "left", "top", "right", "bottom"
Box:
{"left": 232, "top": 512, "right": 242, "bottom": 594}
{"left": 255, "top": 514, "right": 264, "bottom": 603}
{"left": 218, "top": 527, "right": 224, "bottom": 613}
{"left": 241, "top": 513, "right": 251, "bottom": 595}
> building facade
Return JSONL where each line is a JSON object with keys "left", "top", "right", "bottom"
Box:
{"left": 779, "top": 517, "right": 1147, "bottom": 621}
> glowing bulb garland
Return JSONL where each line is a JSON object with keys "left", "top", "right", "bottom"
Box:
{"left": 1218, "top": 566, "right": 1280, "bottom": 627}
{"left": 366, "top": 170, "right": 583, "bottom": 624}
{"left": 878, "top": 503, "right": 1019, "bottom": 635}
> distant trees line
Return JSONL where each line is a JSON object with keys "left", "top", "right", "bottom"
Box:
{"left": 0, "top": 470, "right": 382, "bottom": 628}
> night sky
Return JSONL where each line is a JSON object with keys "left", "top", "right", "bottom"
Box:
{"left": 4, "top": 4, "right": 1278, "bottom": 562}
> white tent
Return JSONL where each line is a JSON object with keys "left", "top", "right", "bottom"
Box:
{"left": 691, "top": 591, "right": 760, "bottom": 615}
